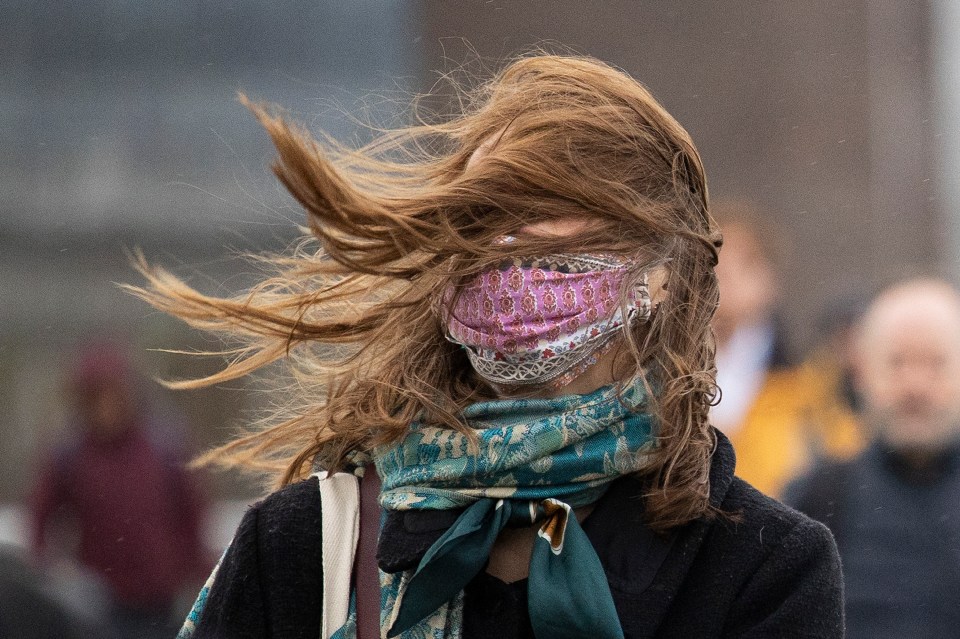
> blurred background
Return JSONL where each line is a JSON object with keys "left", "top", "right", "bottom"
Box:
{"left": 2, "top": 0, "right": 959, "bottom": 634}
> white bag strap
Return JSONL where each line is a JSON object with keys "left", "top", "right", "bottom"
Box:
{"left": 313, "top": 470, "right": 361, "bottom": 639}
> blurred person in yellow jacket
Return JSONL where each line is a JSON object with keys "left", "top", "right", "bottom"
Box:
{"left": 712, "top": 200, "right": 865, "bottom": 497}
{"left": 794, "top": 291, "right": 870, "bottom": 457}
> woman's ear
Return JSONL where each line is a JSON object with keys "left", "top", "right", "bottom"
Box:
{"left": 647, "top": 265, "right": 670, "bottom": 306}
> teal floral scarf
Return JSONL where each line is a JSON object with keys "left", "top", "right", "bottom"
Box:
{"left": 372, "top": 377, "right": 655, "bottom": 639}
{"left": 178, "top": 378, "right": 656, "bottom": 639}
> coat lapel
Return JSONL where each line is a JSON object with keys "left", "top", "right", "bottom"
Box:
{"left": 583, "top": 430, "right": 737, "bottom": 638}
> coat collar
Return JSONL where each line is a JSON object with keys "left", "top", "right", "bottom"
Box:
{"left": 582, "top": 429, "right": 736, "bottom": 594}
{"left": 597, "top": 429, "right": 737, "bottom": 636}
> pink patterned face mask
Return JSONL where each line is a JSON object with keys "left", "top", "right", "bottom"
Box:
{"left": 445, "top": 254, "right": 652, "bottom": 388}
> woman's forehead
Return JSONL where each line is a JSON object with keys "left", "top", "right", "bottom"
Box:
{"left": 517, "top": 218, "right": 592, "bottom": 238}
{"left": 465, "top": 127, "right": 509, "bottom": 170}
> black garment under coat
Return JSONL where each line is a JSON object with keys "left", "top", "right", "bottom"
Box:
{"left": 191, "top": 431, "right": 843, "bottom": 638}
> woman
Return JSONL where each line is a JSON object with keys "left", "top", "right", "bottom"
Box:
{"left": 134, "top": 54, "right": 842, "bottom": 638}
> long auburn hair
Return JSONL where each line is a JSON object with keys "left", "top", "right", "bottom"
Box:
{"left": 129, "top": 54, "right": 722, "bottom": 531}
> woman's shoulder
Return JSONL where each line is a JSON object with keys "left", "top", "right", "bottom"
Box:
{"left": 707, "top": 478, "right": 844, "bottom": 635}
{"left": 708, "top": 430, "right": 836, "bottom": 557}
{"left": 245, "top": 475, "right": 324, "bottom": 546}
{"left": 709, "top": 476, "right": 839, "bottom": 570}
{"left": 186, "top": 476, "right": 325, "bottom": 637}
{"left": 714, "top": 479, "right": 840, "bottom": 607}
{"left": 581, "top": 472, "right": 843, "bottom": 637}
{"left": 251, "top": 475, "right": 320, "bottom": 519}
{"left": 653, "top": 477, "right": 844, "bottom": 637}
{"left": 255, "top": 474, "right": 322, "bottom": 508}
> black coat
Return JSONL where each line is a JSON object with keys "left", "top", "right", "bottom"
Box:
{"left": 191, "top": 431, "right": 843, "bottom": 638}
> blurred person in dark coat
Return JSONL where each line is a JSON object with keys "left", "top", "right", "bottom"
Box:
{"left": 28, "top": 342, "right": 209, "bottom": 639}
{"left": 787, "top": 278, "right": 960, "bottom": 638}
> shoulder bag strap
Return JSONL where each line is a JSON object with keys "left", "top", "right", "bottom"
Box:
{"left": 355, "top": 466, "right": 383, "bottom": 639}
{"left": 316, "top": 471, "right": 361, "bottom": 639}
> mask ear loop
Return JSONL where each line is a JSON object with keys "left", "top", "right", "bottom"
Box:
{"left": 634, "top": 271, "right": 652, "bottom": 323}
{"left": 623, "top": 255, "right": 672, "bottom": 325}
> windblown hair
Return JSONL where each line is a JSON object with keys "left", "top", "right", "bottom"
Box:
{"left": 129, "top": 54, "right": 722, "bottom": 531}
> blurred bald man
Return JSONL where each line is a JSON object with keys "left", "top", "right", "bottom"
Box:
{"left": 787, "top": 278, "right": 960, "bottom": 639}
